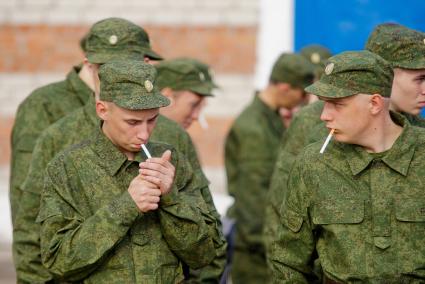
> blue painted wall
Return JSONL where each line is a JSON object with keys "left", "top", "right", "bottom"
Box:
{"left": 294, "top": 0, "right": 425, "bottom": 116}
{"left": 294, "top": 0, "right": 425, "bottom": 54}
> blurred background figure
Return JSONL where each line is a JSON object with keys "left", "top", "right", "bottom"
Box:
{"left": 224, "top": 53, "right": 314, "bottom": 283}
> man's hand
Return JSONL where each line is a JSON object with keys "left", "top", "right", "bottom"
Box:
{"left": 128, "top": 176, "right": 161, "bottom": 213}
{"left": 139, "top": 150, "right": 175, "bottom": 195}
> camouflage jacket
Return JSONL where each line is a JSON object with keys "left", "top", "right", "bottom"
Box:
{"left": 37, "top": 126, "right": 219, "bottom": 283}
{"left": 269, "top": 113, "right": 425, "bottom": 282}
{"left": 264, "top": 102, "right": 425, "bottom": 256}
{"left": 15, "top": 95, "right": 226, "bottom": 283}
{"left": 10, "top": 65, "right": 92, "bottom": 224}
{"left": 225, "top": 95, "right": 284, "bottom": 252}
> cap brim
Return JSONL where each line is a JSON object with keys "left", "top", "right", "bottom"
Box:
{"left": 305, "top": 81, "right": 357, "bottom": 99}
{"left": 114, "top": 91, "right": 170, "bottom": 110}
{"left": 393, "top": 58, "right": 425, "bottom": 70}
{"left": 144, "top": 49, "right": 163, "bottom": 61}
{"left": 189, "top": 84, "right": 216, "bottom": 97}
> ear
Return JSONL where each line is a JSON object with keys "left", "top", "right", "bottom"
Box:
{"left": 96, "top": 100, "right": 109, "bottom": 121}
{"left": 161, "top": 88, "right": 175, "bottom": 105}
{"left": 369, "top": 94, "right": 384, "bottom": 115}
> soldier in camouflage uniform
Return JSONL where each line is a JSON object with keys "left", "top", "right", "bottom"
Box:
{"left": 155, "top": 58, "right": 218, "bottom": 129}
{"left": 269, "top": 50, "right": 425, "bottom": 282}
{"left": 37, "top": 60, "right": 222, "bottom": 283}
{"left": 14, "top": 33, "right": 226, "bottom": 284}
{"left": 224, "top": 53, "right": 315, "bottom": 283}
{"left": 11, "top": 18, "right": 161, "bottom": 283}
{"left": 154, "top": 58, "right": 227, "bottom": 282}
{"left": 264, "top": 24, "right": 425, "bottom": 269}
{"left": 9, "top": 17, "right": 161, "bottom": 226}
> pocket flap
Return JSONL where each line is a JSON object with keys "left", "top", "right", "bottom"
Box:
{"left": 395, "top": 199, "right": 425, "bottom": 222}
{"left": 282, "top": 209, "right": 303, "bottom": 233}
{"left": 312, "top": 199, "right": 364, "bottom": 224}
{"left": 15, "top": 134, "right": 39, "bottom": 152}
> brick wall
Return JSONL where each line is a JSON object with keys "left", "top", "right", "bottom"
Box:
{"left": 0, "top": 0, "right": 260, "bottom": 194}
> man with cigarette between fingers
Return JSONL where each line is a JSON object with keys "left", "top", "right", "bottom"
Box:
{"left": 15, "top": 18, "right": 226, "bottom": 283}
{"left": 36, "top": 60, "right": 221, "bottom": 283}
{"left": 269, "top": 50, "right": 425, "bottom": 283}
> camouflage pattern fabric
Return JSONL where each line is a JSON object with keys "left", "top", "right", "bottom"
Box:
{"left": 269, "top": 113, "right": 425, "bottom": 282}
{"left": 98, "top": 60, "right": 170, "bottom": 110}
{"left": 14, "top": 95, "right": 226, "bottom": 283}
{"left": 263, "top": 100, "right": 325, "bottom": 262}
{"left": 300, "top": 44, "right": 332, "bottom": 66}
{"left": 37, "top": 126, "right": 220, "bottom": 283}
{"left": 155, "top": 58, "right": 218, "bottom": 97}
{"left": 305, "top": 51, "right": 393, "bottom": 99}
{"left": 365, "top": 23, "right": 425, "bottom": 69}
{"left": 264, "top": 105, "right": 425, "bottom": 280}
{"left": 10, "top": 65, "right": 92, "bottom": 226}
{"left": 269, "top": 53, "right": 316, "bottom": 88}
{"left": 225, "top": 95, "right": 284, "bottom": 283}
{"left": 85, "top": 17, "right": 162, "bottom": 63}
{"left": 299, "top": 44, "right": 332, "bottom": 79}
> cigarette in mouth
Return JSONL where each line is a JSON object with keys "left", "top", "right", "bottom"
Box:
{"left": 198, "top": 111, "right": 209, "bottom": 129}
{"left": 141, "top": 144, "right": 152, "bottom": 159}
{"left": 319, "top": 129, "right": 335, "bottom": 154}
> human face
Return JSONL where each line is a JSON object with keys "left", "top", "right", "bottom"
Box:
{"left": 277, "top": 86, "right": 306, "bottom": 109}
{"left": 391, "top": 68, "right": 425, "bottom": 115}
{"left": 320, "top": 94, "right": 371, "bottom": 144}
{"left": 97, "top": 102, "right": 159, "bottom": 158}
{"left": 166, "top": 90, "right": 205, "bottom": 129}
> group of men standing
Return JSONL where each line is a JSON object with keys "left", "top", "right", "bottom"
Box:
{"left": 11, "top": 18, "right": 226, "bottom": 283}
{"left": 226, "top": 23, "right": 425, "bottom": 283}
{"left": 8, "top": 16, "right": 425, "bottom": 283}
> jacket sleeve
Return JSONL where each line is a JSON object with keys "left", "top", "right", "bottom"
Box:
{"left": 158, "top": 150, "right": 221, "bottom": 270}
{"left": 225, "top": 125, "right": 273, "bottom": 249}
{"left": 14, "top": 131, "right": 58, "bottom": 283}
{"left": 37, "top": 157, "right": 140, "bottom": 281}
{"left": 268, "top": 154, "right": 316, "bottom": 283}
{"left": 10, "top": 92, "right": 55, "bottom": 225}
{"left": 182, "top": 131, "right": 228, "bottom": 282}
{"left": 263, "top": 139, "right": 298, "bottom": 260}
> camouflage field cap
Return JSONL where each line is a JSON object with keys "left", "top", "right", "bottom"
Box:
{"left": 269, "top": 53, "right": 316, "bottom": 89}
{"left": 155, "top": 58, "right": 218, "bottom": 97}
{"left": 85, "top": 18, "right": 162, "bottom": 64}
{"left": 300, "top": 44, "right": 332, "bottom": 65}
{"left": 305, "top": 50, "right": 393, "bottom": 99}
{"left": 99, "top": 60, "right": 170, "bottom": 110}
{"left": 365, "top": 23, "right": 425, "bottom": 69}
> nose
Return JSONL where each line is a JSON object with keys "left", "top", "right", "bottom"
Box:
{"left": 136, "top": 123, "right": 150, "bottom": 142}
{"left": 320, "top": 103, "right": 332, "bottom": 122}
{"left": 420, "top": 81, "right": 425, "bottom": 95}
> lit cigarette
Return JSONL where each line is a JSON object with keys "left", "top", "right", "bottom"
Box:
{"left": 141, "top": 144, "right": 152, "bottom": 159}
{"left": 319, "top": 129, "right": 335, "bottom": 154}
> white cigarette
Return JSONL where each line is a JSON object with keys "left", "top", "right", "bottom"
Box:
{"left": 319, "top": 129, "right": 335, "bottom": 154}
{"left": 198, "top": 111, "right": 209, "bottom": 129}
{"left": 141, "top": 144, "right": 152, "bottom": 159}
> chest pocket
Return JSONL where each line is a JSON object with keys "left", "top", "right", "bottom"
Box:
{"left": 311, "top": 198, "right": 364, "bottom": 225}
{"left": 395, "top": 199, "right": 425, "bottom": 223}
